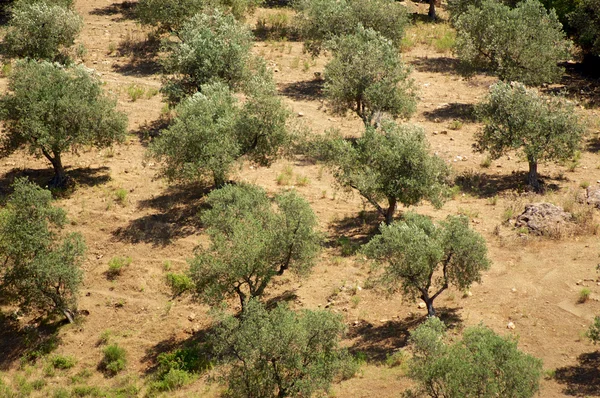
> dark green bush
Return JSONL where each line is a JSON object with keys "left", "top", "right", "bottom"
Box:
{"left": 101, "top": 344, "right": 127, "bottom": 376}
{"left": 569, "top": 0, "right": 600, "bottom": 58}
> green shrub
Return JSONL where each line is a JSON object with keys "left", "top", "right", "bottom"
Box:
{"left": 107, "top": 256, "right": 132, "bottom": 278}
{"left": 150, "top": 76, "right": 289, "bottom": 187}
{"left": 569, "top": 0, "right": 600, "bottom": 58}
{"left": 324, "top": 27, "right": 416, "bottom": 127}
{"left": 294, "top": 0, "right": 409, "bottom": 56}
{"left": 101, "top": 344, "right": 127, "bottom": 376}
{"left": 475, "top": 82, "right": 585, "bottom": 191}
{"left": 0, "top": 60, "right": 127, "bottom": 187}
{"left": 165, "top": 273, "right": 194, "bottom": 297}
{"left": 455, "top": 0, "right": 571, "bottom": 86}
{"left": 406, "top": 317, "right": 543, "bottom": 398}
{"left": 126, "top": 85, "right": 145, "bottom": 102}
{"left": 312, "top": 122, "right": 449, "bottom": 225}
{"left": 0, "top": 179, "right": 85, "bottom": 322}
{"left": 160, "top": 11, "right": 253, "bottom": 104}
{"left": 363, "top": 213, "right": 490, "bottom": 317}
{"left": 588, "top": 315, "right": 600, "bottom": 343}
{"left": 190, "top": 184, "right": 321, "bottom": 309}
{"left": 578, "top": 287, "right": 591, "bottom": 303}
{"left": 211, "top": 300, "right": 356, "bottom": 397}
{"left": 2, "top": 1, "right": 83, "bottom": 62}
{"left": 114, "top": 188, "right": 128, "bottom": 205}
{"left": 49, "top": 355, "right": 76, "bottom": 370}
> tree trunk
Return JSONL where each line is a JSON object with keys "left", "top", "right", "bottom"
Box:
{"left": 385, "top": 197, "right": 397, "bottom": 225}
{"left": 428, "top": 0, "right": 437, "bottom": 20}
{"left": 421, "top": 291, "right": 436, "bottom": 317}
{"left": 61, "top": 308, "right": 75, "bottom": 324}
{"left": 213, "top": 172, "right": 226, "bottom": 189}
{"left": 527, "top": 161, "right": 540, "bottom": 192}
{"left": 42, "top": 149, "right": 67, "bottom": 187}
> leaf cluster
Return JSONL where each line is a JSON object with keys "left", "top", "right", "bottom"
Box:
{"left": 406, "top": 317, "right": 543, "bottom": 398}
{"left": 363, "top": 213, "right": 490, "bottom": 305}
{"left": 150, "top": 79, "right": 289, "bottom": 187}
{"left": 189, "top": 184, "right": 320, "bottom": 308}
{"left": 293, "top": 0, "right": 409, "bottom": 56}
{"left": 324, "top": 27, "right": 416, "bottom": 126}
{"left": 211, "top": 299, "right": 355, "bottom": 397}
{"left": 568, "top": 0, "right": 600, "bottom": 58}
{"left": 313, "top": 122, "right": 449, "bottom": 220}
{"left": 0, "top": 178, "right": 85, "bottom": 317}
{"left": 0, "top": 60, "right": 128, "bottom": 164}
{"left": 454, "top": 0, "right": 571, "bottom": 86}
{"left": 2, "top": 0, "right": 82, "bottom": 63}
{"left": 160, "top": 10, "right": 254, "bottom": 104}
{"left": 475, "top": 82, "right": 585, "bottom": 165}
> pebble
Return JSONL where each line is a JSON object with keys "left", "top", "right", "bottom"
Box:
{"left": 188, "top": 313, "right": 196, "bottom": 322}
{"left": 507, "top": 321, "right": 516, "bottom": 330}
{"left": 297, "top": 112, "right": 304, "bottom": 117}
{"left": 418, "top": 302, "right": 426, "bottom": 309}
{"left": 511, "top": 288, "right": 517, "bottom": 293}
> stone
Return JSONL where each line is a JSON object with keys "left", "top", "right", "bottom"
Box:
{"left": 418, "top": 302, "right": 426, "bottom": 309}
{"left": 188, "top": 313, "right": 196, "bottom": 322}
{"left": 514, "top": 203, "right": 574, "bottom": 235}
{"left": 585, "top": 185, "right": 600, "bottom": 209}
{"left": 297, "top": 112, "right": 304, "bottom": 117}
{"left": 507, "top": 321, "right": 516, "bottom": 329}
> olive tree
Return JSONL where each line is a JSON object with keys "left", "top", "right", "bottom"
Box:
{"left": 189, "top": 184, "right": 321, "bottom": 310}
{"left": 315, "top": 122, "right": 449, "bottom": 225}
{"left": 0, "top": 61, "right": 128, "bottom": 187}
{"left": 455, "top": 0, "right": 571, "bottom": 86}
{"left": 406, "top": 317, "right": 543, "bottom": 398}
{"left": 0, "top": 178, "right": 85, "bottom": 322}
{"left": 475, "top": 82, "right": 585, "bottom": 191}
{"left": 212, "top": 299, "right": 355, "bottom": 397}
{"left": 363, "top": 213, "right": 490, "bottom": 317}
{"left": 588, "top": 316, "right": 600, "bottom": 343}
{"left": 293, "top": 0, "right": 409, "bottom": 56}
{"left": 160, "top": 11, "right": 253, "bottom": 104}
{"left": 569, "top": 0, "right": 600, "bottom": 59}
{"left": 2, "top": 1, "right": 82, "bottom": 63}
{"left": 149, "top": 78, "right": 289, "bottom": 188}
{"left": 324, "top": 27, "right": 416, "bottom": 127}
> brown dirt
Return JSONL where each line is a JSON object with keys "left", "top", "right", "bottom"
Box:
{"left": 1, "top": 1, "right": 600, "bottom": 397}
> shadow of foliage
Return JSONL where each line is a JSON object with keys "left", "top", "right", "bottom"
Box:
{"left": 130, "top": 115, "right": 172, "bottom": 146}
{"left": 347, "top": 307, "right": 462, "bottom": 362}
{"left": 555, "top": 351, "right": 600, "bottom": 396}
{"left": 90, "top": 1, "right": 137, "bottom": 21}
{"left": 454, "top": 170, "right": 561, "bottom": 198}
{"left": 544, "top": 60, "right": 600, "bottom": 109}
{"left": 279, "top": 78, "right": 324, "bottom": 102}
{"left": 423, "top": 102, "right": 477, "bottom": 122}
{"left": 326, "top": 210, "right": 381, "bottom": 253}
{"left": 0, "top": 166, "right": 111, "bottom": 198}
{"left": 112, "top": 183, "right": 209, "bottom": 246}
{"left": 266, "top": 290, "right": 299, "bottom": 310}
{"left": 410, "top": 56, "right": 461, "bottom": 74}
{"left": 587, "top": 134, "right": 600, "bottom": 154}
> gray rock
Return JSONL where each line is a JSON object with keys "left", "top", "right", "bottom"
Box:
{"left": 515, "top": 203, "right": 574, "bottom": 235}
{"left": 585, "top": 185, "right": 600, "bottom": 208}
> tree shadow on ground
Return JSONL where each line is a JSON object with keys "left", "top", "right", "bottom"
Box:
{"left": 554, "top": 351, "right": 600, "bottom": 396}
{"left": 131, "top": 116, "right": 171, "bottom": 146}
{"left": 90, "top": 1, "right": 137, "bottom": 22}
{"left": 545, "top": 61, "right": 600, "bottom": 109}
{"left": 141, "top": 323, "right": 216, "bottom": 376}
{"left": 410, "top": 57, "right": 461, "bottom": 74}
{"left": 587, "top": 134, "right": 600, "bottom": 154}
{"left": 279, "top": 78, "right": 324, "bottom": 102}
{"left": 266, "top": 290, "right": 299, "bottom": 309}
{"left": 111, "top": 25, "right": 161, "bottom": 77}
{"left": 347, "top": 307, "right": 462, "bottom": 362}
{"left": 112, "top": 183, "right": 209, "bottom": 246}
{"left": 454, "top": 170, "right": 562, "bottom": 198}
{"left": 423, "top": 102, "right": 477, "bottom": 122}
{"left": 326, "top": 210, "right": 381, "bottom": 253}
{"left": 0, "top": 166, "right": 111, "bottom": 198}
{"left": 0, "top": 313, "right": 65, "bottom": 370}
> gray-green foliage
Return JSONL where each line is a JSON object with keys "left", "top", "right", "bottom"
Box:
{"left": 363, "top": 213, "right": 490, "bottom": 316}
{"left": 475, "top": 82, "right": 585, "bottom": 190}
{"left": 136, "top": 0, "right": 261, "bottom": 32}
{"left": 324, "top": 27, "right": 416, "bottom": 126}
{"left": 569, "top": 0, "right": 600, "bottom": 58}
{"left": 2, "top": 1, "right": 83, "bottom": 63}
{"left": 0, "top": 61, "right": 128, "bottom": 186}
{"left": 212, "top": 299, "right": 355, "bottom": 397}
{"left": 314, "top": 122, "right": 449, "bottom": 225}
{"left": 294, "top": 0, "right": 409, "bottom": 56}
{"left": 588, "top": 316, "right": 600, "bottom": 343}
{"left": 406, "top": 317, "right": 543, "bottom": 398}
{"left": 455, "top": 0, "right": 571, "bottom": 86}
{"left": 447, "top": 0, "right": 520, "bottom": 24}
{"left": 150, "top": 78, "right": 289, "bottom": 187}
{"left": 0, "top": 178, "right": 85, "bottom": 321}
{"left": 189, "top": 184, "right": 321, "bottom": 309}
{"left": 160, "top": 11, "right": 253, "bottom": 104}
